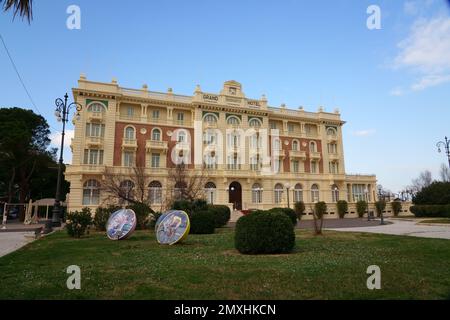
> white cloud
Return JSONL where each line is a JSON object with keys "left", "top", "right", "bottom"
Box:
{"left": 390, "top": 87, "right": 405, "bottom": 96}
{"left": 353, "top": 129, "right": 376, "bottom": 137}
{"left": 392, "top": 14, "right": 450, "bottom": 92}
{"left": 403, "top": 0, "right": 435, "bottom": 16}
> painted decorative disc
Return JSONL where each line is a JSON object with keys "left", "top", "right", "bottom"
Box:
{"left": 106, "top": 209, "right": 137, "bottom": 240}
{"left": 156, "top": 210, "right": 190, "bottom": 245}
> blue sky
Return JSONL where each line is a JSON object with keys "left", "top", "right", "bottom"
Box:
{"left": 1, "top": 0, "right": 450, "bottom": 192}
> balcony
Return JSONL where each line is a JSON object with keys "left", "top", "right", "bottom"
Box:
{"left": 86, "top": 136, "right": 103, "bottom": 148}
{"left": 88, "top": 111, "right": 104, "bottom": 122}
{"left": 328, "top": 153, "right": 340, "bottom": 161}
{"left": 327, "top": 135, "right": 339, "bottom": 142}
{"left": 122, "top": 138, "right": 137, "bottom": 150}
{"left": 310, "top": 151, "right": 321, "bottom": 160}
{"left": 174, "top": 142, "right": 191, "bottom": 154}
{"left": 289, "top": 150, "right": 307, "bottom": 160}
{"left": 145, "top": 140, "right": 168, "bottom": 152}
{"left": 272, "top": 148, "right": 286, "bottom": 158}
{"left": 203, "top": 121, "right": 218, "bottom": 129}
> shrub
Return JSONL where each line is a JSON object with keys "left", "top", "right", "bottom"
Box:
{"left": 93, "top": 205, "right": 121, "bottom": 231}
{"left": 208, "top": 205, "right": 231, "bottom": 228}
{"left": 268, "top": 207, "right": 297, "bottom": 226}
{"left": 314, "top": 202, "right": 327, "bottom": 219}
{"left": 410, "top": 205, "right": 450, "bottom": 218}
{"left": 172, "top": 199, "right": 208, "bottom": 215}
{"left": 235, "top": 211, "right": 295, "bottom": 254}
{"left": 413, "top": 182, "right": 450, "bottom": 205}
{"left": 66, "top": 208, "right": 93, "bottom": 238}
{"left": 189, "top": 210, "right": 216, "bottom": 234}
{"left": 337, "top": 200, "right": 348, "bottom": 219}
{"left": 375, "top": 200, "right": 386, "bottom": 217}
{"left": 356, "top": 200, "right": 367, "bottom": 218}
{"left": 148, "top": 211, "right": 163, "bottom": 229}
{"left": 294, "top": 201, "right": 305, "bottom": 220}
{"left": 126, "top": 202, "right": 154, "bottom": 230}
{"left": 391, "top": 201, "right": 402, "bottom": 217}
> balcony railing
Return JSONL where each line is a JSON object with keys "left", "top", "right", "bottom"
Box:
{"left": 289, "top": 150, "right": 307, "bottom": 159}
{"left": 328, "top": 153, "right": 340, "bottom": 161}
{"left": 310, "top": 151, "right": 321, "bottom": 159}
{"left": 145, "top": 140, "right": 168, "bottom": 152}
{"left": 86, "top": 136, "right": 103, "bottom": 147}
{"left": 88, "top": 111, "right": 103, "bottom": 122}
{"left": 122, "top": 138, "right": 137, "bottom": 149}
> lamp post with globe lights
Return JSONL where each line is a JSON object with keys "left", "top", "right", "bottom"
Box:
{"left": 51, "top": 93, "right": 82, "bottom": 227}
{"left": 436, "top": 136, "right": 450, "bottom": 169}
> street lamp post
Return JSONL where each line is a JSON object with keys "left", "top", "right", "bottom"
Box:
{"left": 285, "top": 183, "right": 291, "bottom": 208}
{"left": 51, "top": 93, "right": 82, "bottom": 227}
{"left": 436, "top": 136, "right": 450, "bottom": 169}
{"left": 365, "top": 188, "right": 370, "bottom": 221}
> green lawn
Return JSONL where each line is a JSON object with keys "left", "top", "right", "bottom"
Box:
{"left": 418, "top": 218, "right": 450, "bottom": 224}
{"left": 1, "top": 228, "right": 449, "bottom": 300}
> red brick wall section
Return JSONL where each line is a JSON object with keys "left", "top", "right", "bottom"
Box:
{"left": 114, "top": 122, "right": 194, "bottom": 168}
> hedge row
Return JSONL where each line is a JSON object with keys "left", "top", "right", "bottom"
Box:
{"left": 410, "top": 205, "right": 450, "bottom": 218}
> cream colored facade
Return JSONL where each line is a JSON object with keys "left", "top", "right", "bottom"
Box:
{"left": 66, "top": 75, "right": 378, "bottom": 218}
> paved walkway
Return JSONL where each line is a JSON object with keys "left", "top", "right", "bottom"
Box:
{"left": 0, "top": 232, "right": 36, "bottom": 258}
{"left": 326, "top": 218, "right": 450, "bottom": 240}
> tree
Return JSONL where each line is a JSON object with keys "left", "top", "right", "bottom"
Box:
{"left": 413, "top": 182, "right": 450, "bottom": 205}
{"left": 1, "top": 0, "right": 32, "bottom": 21}
{"left": 312, "top": 202, "right": 327, "bottom": 235}
{"left": 166, "top": 162, "right": 210, "bottom": 206}
{"left": 439, "top": 164, "right": 450, "bottom": 182}
{"left": 411, "top": 170, "right": 433, "bottom": 193}
{"left": 0, "top": 107, "right": 61, "bottom": 220}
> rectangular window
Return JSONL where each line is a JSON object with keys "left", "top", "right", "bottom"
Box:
{"left": 151, "top": 153, "right": 160, "bottom": 168}
{"left": 85, "top": 123, "right": 105, "bottom": 137}
{"left": 328, "top": 143, "right": 337, "bottom": 154}
{"left": 152, "top": 110, "right": 160, "bottom": 119}
{"left": 352, "top": 184, "right": 367, "bottom": 202}
{"left": 270, "top": 122, "right": 277, "bottom": 129}
{"left": 288, "top": 124, "right": 294, "bottom": 132}
{"left": 127, "top": 107, "right": 134, "bottom": 117}
{"left": 83, "top": 149, "right": 104, "bottom": 165}
{"left": 123, "top": 151, "right": 134, "bottom": 167}
{"left": 292, "top": 160, "right": 299, "bottom": 173}
{"left": 177, "top": 112, "right": 184, "bottom": 121}
{"left": 329, "top": 162, "right": 339, "bottom": 174}
{"left": 311, "top": 161, "right": 317, "bottom": 173}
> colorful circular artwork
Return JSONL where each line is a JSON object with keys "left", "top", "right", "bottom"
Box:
{"left": 106, "top": 209, "right": 137, "bottom": 240}
{"left": 156, "top": 210, "right": 190, "bottom": 245}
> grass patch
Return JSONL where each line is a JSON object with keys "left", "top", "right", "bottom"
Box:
{"left": 418, "top": 219, "right": 450, "bottom": 224}
{"left": 0, "top": 229, "right": 449, "bottom": 299}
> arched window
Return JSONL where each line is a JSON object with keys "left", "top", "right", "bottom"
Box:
{"left": 204, "top": 152, "right": 217, "bottom": 169}
{"left": 292, "top": 140, "right": 299, "bottom": 151}
{"left": 87, "top": 102, "right": 106, "bottom": 113}
{"left": 120, "top": 180, "right": 135, "bottom": 203}
{"left": 204, "top": 182, "right": 217, "bottom": 204}
{"left": 148, "top": 181, "right": 162, "bottom": 204}
{"left": 273, "top": 138, "right": 281, "bottom": 151}
{"left": 177, "top": 130, "right": 186, "bottom": 143}
{"left": 311, "top": 184, "right": 320, "bottom": 202}
{"left": 124, "top": 127, "right": 135, "bottom": 140}
{"left": 331, "top": 184, "right": 339, "bottom": 203}
{"left": 309, "top": 141, "right": 316, "bottom": 153}
{"left": 203, "top": 113, "right": 218, "bottom": 125}
{"left": 227, "top": 116, "right": 240, "bottom": 126}
{"left": 274, "top": 183, "right": 284, "bottom": 204}
{"left": 174, "top": 181, "right": 187, "bottom": 200}
{"left": 252, "top": 183, "right": 263, "bottom": 204}
{"left": 249, "top": 118, "right": 262, "bottom": 128}
{"left": 327, "top": 127, "right": 337, "bottom": 136}
{"left": 294, "top": 183, "right": 303, "bottom": 203}
{"left": 152, "top": 128, "right": 161, "bottom": 141}
{"left": 82, "top": 179, "right": 100, "bottom": 205}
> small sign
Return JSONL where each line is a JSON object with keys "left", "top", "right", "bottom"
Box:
{"left": 106, "top": 209, "right": 137, "bottom": 240}
{"left": 156, "top": 210, "right": 190, "bottom": 245}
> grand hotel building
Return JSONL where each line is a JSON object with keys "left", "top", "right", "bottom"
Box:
{"left": 66, "top": 75, "right": 378, "bottom": 218}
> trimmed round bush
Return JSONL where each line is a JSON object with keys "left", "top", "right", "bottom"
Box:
{"left": 391, "top": 201, "right": 402, "bottom": 217}
{"left": 93, "top": 205, "right": 121, "bottom": 231}
{"left": 356, "top": 200, "right": 367, "bottom": 218}
{"left": 375, "top": 200, "right": 386, "bottom": 217}
{"left": 208, "top": 205, "right": 231, "bottom": 228}
{"left": 268, "top": 207, "right": 297, "bottom": 226}
{"left": 126, "top": 202, "right": 154, "bottom": 230}
{"left": 66, "top": 208, "right": 93, "bottom": 238}
{"left": 189, "top": 210, "right": 216, "bottom": 234}
{"left": 410, "top": 205, "right": 450, "bottom": 218}
{"left": 235, "top": 211, "right": 295, "bottom": 254}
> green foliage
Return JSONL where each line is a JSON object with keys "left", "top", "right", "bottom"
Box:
{"left": 172, "top": 199, "right": 208, "bottom": 215}
{"left": 189, "top": 210, "right": 216, "bottom": 234}
{"left": 391, "top": 201, "right": 402, "bottom": 217}
{"left": 294, "top": 201, "right": 306, "bottom": 220}
{"left": 314, "top": 202, "right": 327, "bottom": 219}
{"left": 93, "top": 205, "right": 121, "bottom": 231}
{"left": 413, "top": 182, "right": 450, "bottom": 205}
{"left": 148, "top": 212, "right": 163, "bottom": 229}
{"left": 66, "top": 208, "right": 93, "bottom": 238}
{"left": 235, "top": 211, "right": 295, "bottom": 254}
{"left": 375, "top": 200, "right": 386, "bottom": 217}
{"left": 268, "top": 207, "right": 298, "bottom": 226}
{"left": 126, "top": 202, "right": 154, "bottom": 230}
{"left": 410, "top": 205, "right": 450, "bottom": 218}
{"left": 356, "top": 200, "right": 368, "bottom": 218}
{"left": 208, "top": 205, "right": 231, "bottom": 228}
{"left": 337, "top": 200, "right": 348, "bottom": 219}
